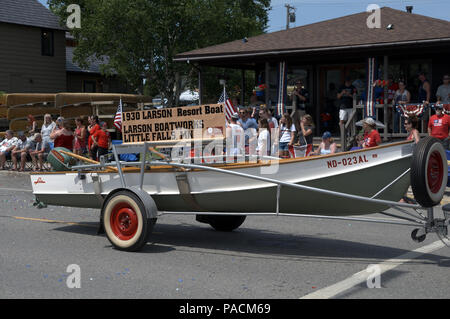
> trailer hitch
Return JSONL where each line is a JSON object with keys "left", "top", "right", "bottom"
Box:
{"left": 412, "top": 206, "right": 450, "bottom": 244}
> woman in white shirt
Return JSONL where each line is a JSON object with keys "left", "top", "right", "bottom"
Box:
{"left": 257, "top": 118, "right": 271, "bottom": 157}
{"left": 226, "top": 113, "right": 245, "bottom": 157}
{"left": 278, "top": 113, "right": 296, "bottom": 158}
{"left": 41, "top": 113, "right": 56, "bottom": 144}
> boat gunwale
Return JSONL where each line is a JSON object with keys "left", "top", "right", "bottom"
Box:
{"left": 30, "top": 140, "right": 413, "bottom": 175}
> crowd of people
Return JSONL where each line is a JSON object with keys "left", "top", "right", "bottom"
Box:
{"left": 226, "top": 105, "right": 338, "bottom": 159}
{"left": 0, "top": 114, "right": 111, "bottom": 171}
{"left": 226, "top": 102, "right": 424, "bottom": 160}
{"left": 0, "top": 73, "right": 448, "bottom": 170}
{"left": 226, "top": 73, "right": 450, "bottom": 159}
{"left": 322, "top": 73, "right": 450, "bottom": 134}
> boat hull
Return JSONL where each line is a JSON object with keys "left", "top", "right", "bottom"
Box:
{"left": 31, "top": 142, "right": 414, "bottom": 217}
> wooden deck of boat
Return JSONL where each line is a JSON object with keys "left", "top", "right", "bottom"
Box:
{"left": 30, "top": 140, "right": 412, "bottom": 175}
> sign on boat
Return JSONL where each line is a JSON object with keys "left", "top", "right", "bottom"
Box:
{"left": 121, "top": 104, "right": 225, "bottom": 143}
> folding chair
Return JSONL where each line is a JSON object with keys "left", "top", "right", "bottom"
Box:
{"left": 24, "top": 154, "right": 35, "bottom": 171}
{"left": 4, "top": 153, "right": 13, "bottom": 170}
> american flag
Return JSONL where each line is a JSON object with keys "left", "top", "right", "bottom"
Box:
{"left": 218, "top": 88, "right": 236, "bottom": 122}
{"left": 114, "top": 98, "right": 123, "bottom": 131}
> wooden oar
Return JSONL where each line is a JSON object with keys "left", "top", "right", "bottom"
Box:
{"left": 61, "top": 147, "right": 170, "bottom": 173}
{"left": 148, "top": 147, "right": 167, "bottom": 160}
{"left": 58, "top": 150, "right": 118, "bottom": 172}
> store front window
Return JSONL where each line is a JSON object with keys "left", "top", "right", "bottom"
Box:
{"left": 389, "top": 60, "right": 432, "bottom": 103}
{"left": 265, "top": 63, "right": 311, "bottom": 112}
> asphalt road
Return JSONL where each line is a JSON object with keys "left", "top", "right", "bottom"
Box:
{"left": 0, "top": 171, "right": 449, "bottom": 299}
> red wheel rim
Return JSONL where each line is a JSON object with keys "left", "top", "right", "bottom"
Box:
{"left": 427, "top": 151, "right": 444, "bottom": 194}
{"left": 110, "top": 202, "right": 139, "bottom": 241}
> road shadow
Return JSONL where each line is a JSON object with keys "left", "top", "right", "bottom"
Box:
{"left": 51, "top": 219, "right": 449, "bottom": 265}
{"left": 145, "top": 223, "right": 448, "bottom": 265}
{"left": 53, "top": 222, "right": 175, "bottom": 254}
{"left": 51, "top": 222, "right": 99, "bottom": 236}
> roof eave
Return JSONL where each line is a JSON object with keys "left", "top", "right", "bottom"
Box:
{"left": 174, "top": 37, "right": 450, "bottom": 62}
{"left": 0, "top": 20, "right": 67, "bottom": 31}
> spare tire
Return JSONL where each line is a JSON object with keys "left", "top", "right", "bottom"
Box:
{"left": 411, "top": 137, "right": 448, "bottom": 207}
{"left": 196, "top": 215, "right": 246, "bottom": 232}
{"left": 209, "top": 215, "right": 246, "bottom": 232}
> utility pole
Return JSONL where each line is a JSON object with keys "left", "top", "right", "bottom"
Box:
{"left": 285, "top": 4, "right": 296, "bottom": 30}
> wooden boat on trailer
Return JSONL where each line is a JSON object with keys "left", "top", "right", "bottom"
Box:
{"left": 29, "top": 136, "right": 450, "bottom": 252}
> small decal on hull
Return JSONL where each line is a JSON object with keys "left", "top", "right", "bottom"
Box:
{"left": 34, "top": 177, "right": 46, "bottom": 185}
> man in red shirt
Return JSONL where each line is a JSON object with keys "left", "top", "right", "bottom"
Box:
{"left": 428, "top": 104, "right": 450, "bottom": 149}
{"left": 91, "top": 122, "right": 111, "bottom": 161}
{"left": 362, "top": 117, "right": 381, "bottom": 148}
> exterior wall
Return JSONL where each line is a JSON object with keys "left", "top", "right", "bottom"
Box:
{"left": 0, "top": 22, "right": 66, "bottom": 93}
{"left": 66, "top": 72, "right": 131, "bottom": 93}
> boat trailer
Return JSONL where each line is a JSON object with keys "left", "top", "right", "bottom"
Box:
{"left": 56, "top": 139, "right": 450, "bottom": 252}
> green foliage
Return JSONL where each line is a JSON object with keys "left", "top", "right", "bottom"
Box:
{"left": 49, "top": 0, "right": 270, "bottom": 106}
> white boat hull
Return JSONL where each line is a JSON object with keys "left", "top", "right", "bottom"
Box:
{"left": 31, "top": 142, "right": 414, "bottom": 216}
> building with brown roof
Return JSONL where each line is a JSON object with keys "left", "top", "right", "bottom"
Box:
{"left": 175, "top": 7, "right": 450, "bottom": 141}
{"left": 0, "top": 0, "right": 67, "bottom": 93}
{"left": 0, "top": 0, "right": 137, "bottom": 95}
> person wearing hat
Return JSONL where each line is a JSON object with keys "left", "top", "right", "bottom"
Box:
{"left": 362, "top": 117, "right": 381, "bottom": 148}
{"left": 310, "top": 131, "right": 337, "bottom": 156}
{"left": 226, "top": 112, "right": 244, "bottom": 158}
{"left": 436, "top": 74, "right": 450, "bottom": 104}
{"left": 427, "top": 103, "right": 450, "bottom": 149}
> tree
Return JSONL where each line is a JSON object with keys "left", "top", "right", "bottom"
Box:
{"left": 49, "top": 0, "right": 270, "bottom": 106}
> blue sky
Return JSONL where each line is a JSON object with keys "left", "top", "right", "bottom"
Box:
{"left": 39, "top": 0, "right": 449, "bottom": 33}
{"left": 267, "top": 0, "right": 450, "bottom": 32}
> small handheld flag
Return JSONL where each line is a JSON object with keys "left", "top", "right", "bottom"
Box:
{"left": 114, "top": 98, "right": 123, "bottom": 131}
{"left": 218, "top": 88, "right": 236, "bottom": 122}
